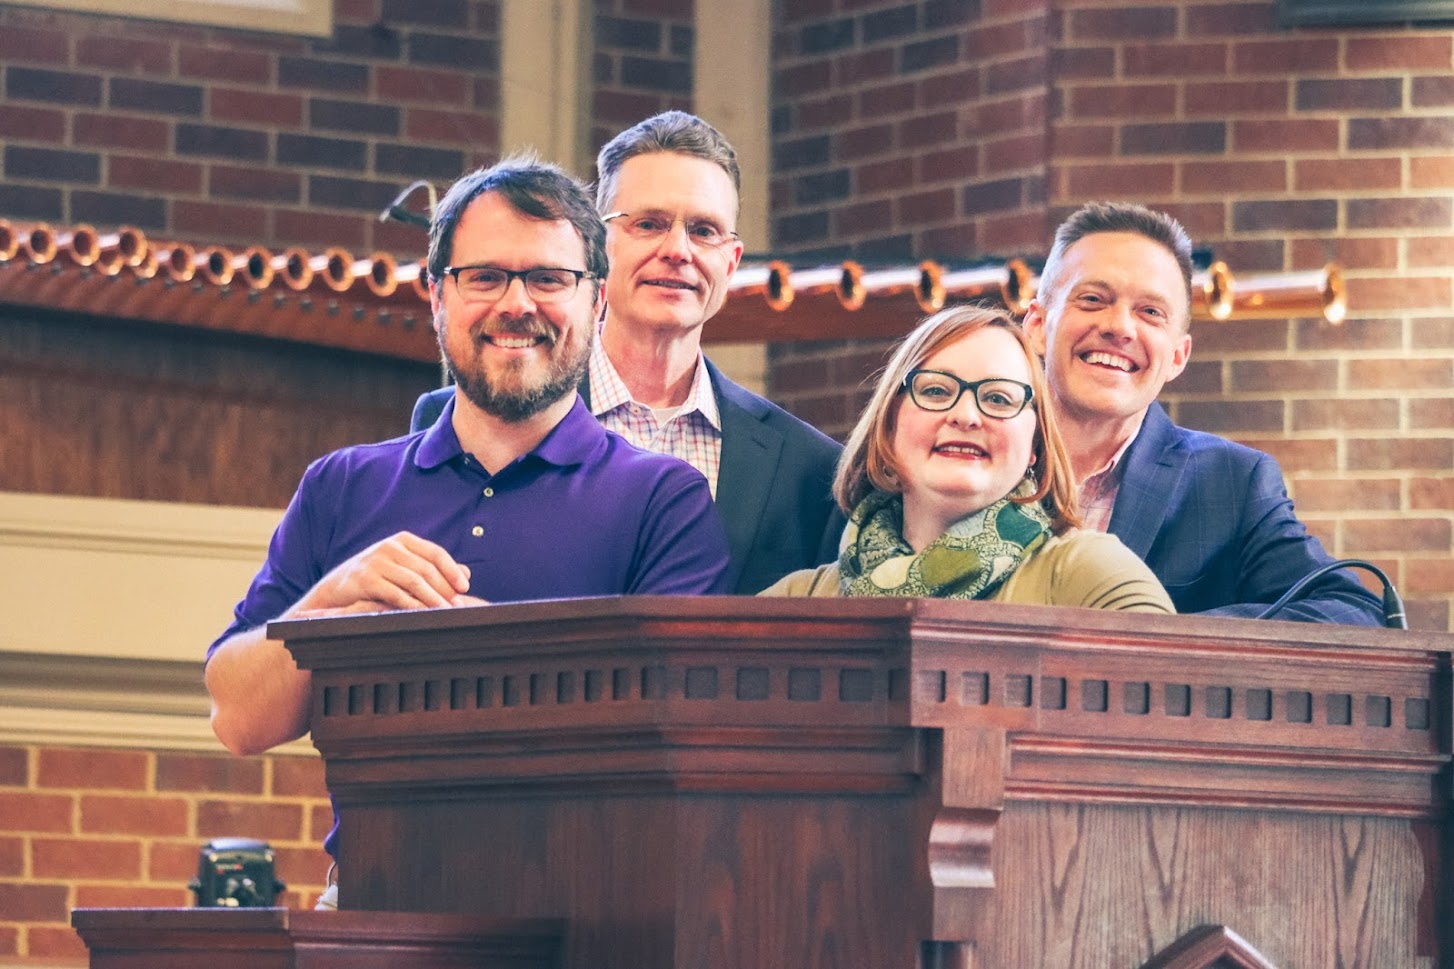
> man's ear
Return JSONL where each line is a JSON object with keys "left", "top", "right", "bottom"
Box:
{"left": 1166, "top": 330, "right": 1193, "bottom": 382}
{"left": 428, "top": 277, "right": 444, "bottom": 327}
{"left": 725, "top": 236, "right": 744, "bottom": 279}
{"left": 1022, "top": 299, "right": 1049, "bottom": 357}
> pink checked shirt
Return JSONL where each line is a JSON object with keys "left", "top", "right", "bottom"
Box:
{"left": 588, "top": 337, "right": 723, "bottom": 498}
{"left": 1076, "top": 432, "right": 1139, "bottom": 533}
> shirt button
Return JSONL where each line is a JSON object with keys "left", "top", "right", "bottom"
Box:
{"left": 483, "top": 487, "right": 494, "bottom": 498}
{"left": 471, "top": 525, "right": 484, "bottom": 537}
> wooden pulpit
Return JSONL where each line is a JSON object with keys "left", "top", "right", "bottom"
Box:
{"left": 253, "top": 596, "right": 1451, "bottom": 969}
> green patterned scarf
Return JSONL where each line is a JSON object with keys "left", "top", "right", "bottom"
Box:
{"left": 839, "top": 481, "right": 1052, "bottom": 599}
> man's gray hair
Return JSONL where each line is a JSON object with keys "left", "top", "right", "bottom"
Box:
{"left": 595, "top": 111, "right": 741, "bottom": 214}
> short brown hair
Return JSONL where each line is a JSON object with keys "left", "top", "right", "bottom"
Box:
{"left": 1038, "top": 201, "right": 1194, "bottom": 329}
{"left": 834, "top": 304, "right": 1080, "bottom": 533}
{"left": 427, "top": 154, "right": 607, "bottom": 295}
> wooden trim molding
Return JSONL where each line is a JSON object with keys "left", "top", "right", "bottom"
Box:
{"left": 0, "top": 490, "right": 313, "bottom": 754}
{"left": 276, "top": 596, "right": 1452, "bottom": 818}
{"left": 0, "top": 650, "right": 314, "bottom": 754}
{"left": 0, "top": 490, "right": 280, "bottom": 663}
{"left": 4, "top": 0, "right": 330, "bottom": 37}
{"left": 1143, "top": 925, "right": 1280, "bottom": 969}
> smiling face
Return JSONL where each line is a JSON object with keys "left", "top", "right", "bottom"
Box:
{"left": 890, "top": 326, "right": 1039, "bottom": 550}
{"left": 601, "top": 151, "right": 744, "bottom": 339}
{"left": 429, "top": 192, "right": 598, "bottom": 423}
{"left": 1024, "top": 231, "right": 1192, "bottom": 433}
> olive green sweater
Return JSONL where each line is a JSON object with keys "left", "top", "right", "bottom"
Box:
{"left": 760, "top": 528, "right": 1175, "bottom": 613}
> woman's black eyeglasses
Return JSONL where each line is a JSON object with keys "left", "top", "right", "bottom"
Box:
{"left": 901, "top": 369, "right": 1034, "bottom": 420}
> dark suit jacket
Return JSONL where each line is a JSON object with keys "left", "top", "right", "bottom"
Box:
{"left": 410, "top": 359, "right": 844, "bottom": 594}
{"left": 1109, "top": 403, "right": 1384, "bottom": 625}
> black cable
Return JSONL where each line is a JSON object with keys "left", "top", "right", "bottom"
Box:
{"left": 1255, "top": 559, "right": 1407, "bottom": 628}
{"left": 379, "top": 179, "right": 435, "bottom": 229}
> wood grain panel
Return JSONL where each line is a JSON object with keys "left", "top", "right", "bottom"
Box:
{"left": 71, "top": 908, "right": 564, "bottom": 969}
{"left": 0, "top": 305, "right": 438, "bottom": 506}
{"left": 986, "top": 804, "right": 1430, "bottom": 969}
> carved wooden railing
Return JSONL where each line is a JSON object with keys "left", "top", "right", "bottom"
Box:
{"left": 264, "top": 596, "right": 1451, "bottom": 969}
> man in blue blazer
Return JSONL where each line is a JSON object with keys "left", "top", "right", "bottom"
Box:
{"left": 1023, "top": 202, "right": 1383, "bottom": 625}
{"left": 413, "top": 112, "right": 842, "bottom": 594}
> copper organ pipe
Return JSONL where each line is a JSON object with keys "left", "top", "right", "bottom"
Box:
{"left": 95, "top": 226, "right": 148, "bottom": 268}
{"left": 0, "top": 220, "right": 17, "bottom": 261}
{"left": 1, "top": 222, "right": 1348, "bottom": 329}
{"left": 130, "top": 247, "right": 160, "bottom": 280}
{"left": 91, "top": 246, "right": 127, "bottom": 277}
{"left": 1188, "top": 261, "right": 1344, "bottom": 324}
{"left": 1192, "top": 261, "right": 1235, "bottom": 321}
{"left": 55, "top": 224, "right": 100, "bottom": 267}
{"left": 729, "top": 261, "right": 794, "bottom": 311}
{"left": 155, "top": 242, "right": 198, "bottom": 282}
{"left": 233, "top": 246, "right": 275, "bottom": 289}
{"left": 308, "top": 248, "right": 355, "bottom": 293}
{"left": 391, "top": 258, "right": 433, "bottom": 302}
{"left": 852, "top": 265, "right": 923, "bottom": 311}
{"left": 773, "top": 264, "right": 861, "bottom": 313}
{"left": 274, "top": 248, "right": 315, "bottom": 291}
{"left": 362, "top": 252, "right": 399, "bottom": 298}
{"left": 835, "top": 260, "right": 867, "bottom": 310}
{"left": 1231, "top": 263, "right": 1344, "bottom": 325}
{"left": 21, "top": 223, "right": 57, "bottom": 264}
{"left": 922, "top": 259, "right": 1034, "bottom": 315}
{"left": 196, "top": 246, "right": 236, "bottom": 287}
{"left": 1001, "top": 259, "right": 1033, "bottom": 315}
{"left": 916, "top": 261, "right": 947, "bottom": 312}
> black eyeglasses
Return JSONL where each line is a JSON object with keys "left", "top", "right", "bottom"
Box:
{"left": 442, "top": 265, "right": 597, "bottom": 304}
{"left": 601, "top": 211, "right": 739, "bottom": 250}
{"left": 901, "top": 369, "right": 1034, "bottom": 419}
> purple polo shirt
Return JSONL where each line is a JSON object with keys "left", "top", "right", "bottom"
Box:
{"left": 208, "top": 395, "right": 730, "bottom": 854}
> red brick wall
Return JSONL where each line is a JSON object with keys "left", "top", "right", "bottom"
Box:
{"left": 767, "top": 0, "right": 1055, "bottom": 435}
{"left": 591, "top": 0, "right": 694, "bottom": 156}
{"left": 0, "top": 743, "right": 330, "bottom": 963}
{"left": 770, "top": 0, "right": 1048, "bottom": 263}
{"left": 768, "top": 0, "right": 1454, "bottom": 631}
{"left": 0, "top": 1, "right": 501, "bottom": 254}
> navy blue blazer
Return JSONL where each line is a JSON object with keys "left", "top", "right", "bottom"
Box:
{"left": 1109, "top": 403, "right": 1384, "bottom": 625}
{"left": 410, "top": 358, "right": 844, "bottom": 595}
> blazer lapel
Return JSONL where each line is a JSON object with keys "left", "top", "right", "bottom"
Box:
{"left": 707, "top": 361, "right": 783, "bottom": 589}
{"left": 1108, "top": 402, "right": 1188, "bottom": 559}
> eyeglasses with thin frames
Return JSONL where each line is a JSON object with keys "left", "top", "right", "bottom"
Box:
{"left": 441, "top": 265, "right": 597, "bottom": 304}
{"left": 901, "top": 369, "right": 1034, "bottom": 420}
{"left": 602, "top": 211, "right": 739, "bottom": 251}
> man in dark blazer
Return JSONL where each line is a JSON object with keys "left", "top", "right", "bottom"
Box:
{"left": 1023, "top": 202, "right": 1383, "bottom": 625}
{"left": 414, "top": 112, "right": 842, "bottom": 594}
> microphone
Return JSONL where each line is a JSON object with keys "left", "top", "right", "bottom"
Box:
{"left": 378, "top": 179, "right": 436, "bottom": 229}
{"left": 1255, "top": 559, "right": 1407, "bottom": 629}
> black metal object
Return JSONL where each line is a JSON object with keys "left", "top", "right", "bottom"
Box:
{"left": 188, "top": 837, "right": 286, "bottom": 907}
{"left": 1278, "top": 0, "right": 1454, "bottom": 26}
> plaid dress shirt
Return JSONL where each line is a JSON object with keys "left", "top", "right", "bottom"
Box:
{"left": 588, "top": 337, "right": 723, "bottom": 498}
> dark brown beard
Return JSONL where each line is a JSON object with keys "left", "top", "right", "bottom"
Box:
{"left": 437, "top": 311, "right": 591, "bottom": 423}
